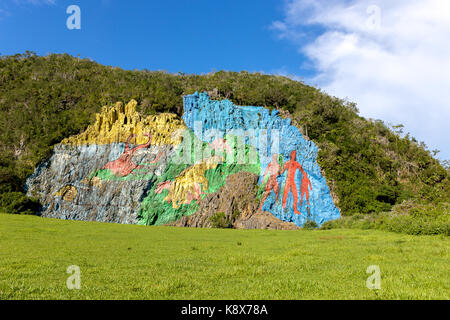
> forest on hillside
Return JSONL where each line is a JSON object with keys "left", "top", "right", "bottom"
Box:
{"left": 0, "top": 52, "right": 448, "bottom": 233}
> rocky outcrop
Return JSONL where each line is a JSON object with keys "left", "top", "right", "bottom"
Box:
{"left": 25, "top": 143, "right": 173, "bottom": 224}
{"left": 182, "top": 92, "right": 340, "bottom": 227}
{"left": 26, "top": 93, "right": 340, "bottom": 228}
{"left": 62, "top": 100, "right": 185, "bottom": 146}
{"left": 25, "top": 101, "right": 181, "bottom": 224}
{"left": 170, "top": 171, "right": 299, "bottom": 230}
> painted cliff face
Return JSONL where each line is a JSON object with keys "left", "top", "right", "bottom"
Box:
{"left": 24, "top": 100, "right": 185, "bottom": 224}
{"left": 26, "top": 93, "right": 340, "bottom": 227}
{"left": 180, "top": 92, "right": 340, "bottom": 226}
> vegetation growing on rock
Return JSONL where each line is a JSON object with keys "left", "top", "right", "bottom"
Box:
{"left": 0, "top": 52, "right": 448, "bottom": 231}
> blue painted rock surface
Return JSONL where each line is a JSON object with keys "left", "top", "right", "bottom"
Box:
{"left": 182, "top": 92, "right": 340, "bottom": 227}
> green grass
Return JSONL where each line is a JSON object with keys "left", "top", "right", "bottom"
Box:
{"left": 0, "top": 214, "right": 448, "bottom": 300}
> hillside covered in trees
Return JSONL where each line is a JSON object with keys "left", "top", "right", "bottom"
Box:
{"left": 0, "top": 52, "right": 448, "bottom": 233}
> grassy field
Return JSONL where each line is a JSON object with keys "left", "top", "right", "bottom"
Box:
{"left": 0, "top": 214, "right": 448, "bottom": 300}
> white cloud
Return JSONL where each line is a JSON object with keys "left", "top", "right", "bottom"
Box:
{"left": 272, "top": 0, "right": 450, "bottom": 160}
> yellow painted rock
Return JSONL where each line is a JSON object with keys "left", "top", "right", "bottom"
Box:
{"left": 62, "top": 100, "right": 186, "bottom": 146}
{"left": 164, "top": 156, "right": 223, "bottom": 208}
{"left": 54, "top": 185, "right": 77, "bottom": 202}
{"left": 81, "top": 176, "right": 103, "bottom": 190}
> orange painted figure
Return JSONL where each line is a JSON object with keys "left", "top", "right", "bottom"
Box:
{"left": 281, "top": 150, "right": 305, "bottom": 215}
{"left": 259, "top": 154, "right": 281, "bottom": 211}
{"left": 102, "top": 133, "right": 163, "bottom": 177}
{"left": 299, "top": 166, "right": 312, "bottom": 208}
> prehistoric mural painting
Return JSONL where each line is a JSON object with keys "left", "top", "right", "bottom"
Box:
{"left": 260, "top": 154, "right": 281, "bottom": 212}
{"left": 102, "top": 133, "right": 164, "bottom": 177}
{"left": 180, "top": 92, "right": 340, "bottom": 227}
{"left": 25, "top": 93, "right": 340, "bottom": 227}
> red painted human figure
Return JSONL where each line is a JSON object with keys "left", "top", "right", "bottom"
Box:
{"left": 259, "top": 154, "right": 281, "bottom": 211}
{"left": 102, "top": 133, "right": 163, "bottom": 177}
{"left": 299, "top": 166, "right": 312, "bottom": 209}
{"left": 281, "top": 150, "right": 305, "bottom": 215}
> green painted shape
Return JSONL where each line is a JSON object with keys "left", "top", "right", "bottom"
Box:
{"left": 137, "top": 131, "right": 264, "bottom": 226}
{"left": 204, "top": 143, "right": 261, "bottom": 194}
{"left": 136, "top": 158, "right": 196, "bottom": 226}
{"left": 137, "top": 188, "right": 199, "bottom": 226}
{"left": 137, "top": 132, "right": 201, "bottom": 226}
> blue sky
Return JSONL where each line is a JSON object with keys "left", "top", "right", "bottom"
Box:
{"left": 0, "top": 0, "right": 313, "bottom": 77}
{"left": 0, "top": 0, "right": 448, "bottom": 160}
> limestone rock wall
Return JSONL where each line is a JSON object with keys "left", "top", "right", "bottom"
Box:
{"left": 26, "top": 93, "right": 340, "bottom": 228}
{"left": 25, "top": 100, "right": 181, "bottom": 224}
{"left": 171, "top": 171, "right": 299, "bottom": 230}
{"left": 26, "top": 143, "right": 172, "bottom": 223}
{"left": 182, "top": 92, "right": 341, "bottom": 227}
{"left": 62, "top": 100, "right": 185, "bottom": 146}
